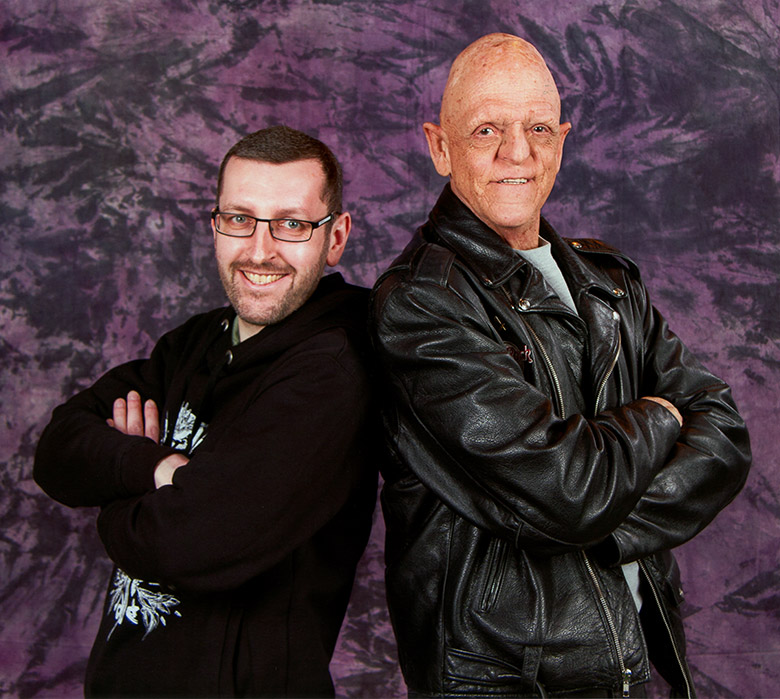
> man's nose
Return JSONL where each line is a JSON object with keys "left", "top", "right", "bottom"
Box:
{"left": 246, "top": 223, "right": 278, "bottom": 261}
{"left": 498, "top": 126, "right": 531, "bottom": 163}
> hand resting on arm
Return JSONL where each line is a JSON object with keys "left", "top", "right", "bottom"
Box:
{"left": 108, "top": 390, "right": 189, "bottom": 489}
{"left": 642, "top": 396, "right": 683, "bottom": 426}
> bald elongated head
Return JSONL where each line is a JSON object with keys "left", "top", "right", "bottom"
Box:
{"left": 424, "top": 33, "right": 570, "bottom": 249}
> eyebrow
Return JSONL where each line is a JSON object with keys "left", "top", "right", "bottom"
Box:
{"left": 466, "top": 103, "right": 559, "bottom": 125}
{"left": 470, "top": 112, "right": 558, "bottom": 127}
{"left": 219, "top": 203, "right": 311, "bottom": 219}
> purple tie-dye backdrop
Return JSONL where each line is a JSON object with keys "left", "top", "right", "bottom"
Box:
{"left": 1, "top": 1, "right": 777, "bottom": 697}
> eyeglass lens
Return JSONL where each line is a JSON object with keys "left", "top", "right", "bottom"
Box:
{"left": 216, "top": 213, "right": 314, "bottom": 241}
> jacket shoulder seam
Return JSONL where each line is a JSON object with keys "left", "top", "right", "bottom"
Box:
{"left": 407, "top": 242, "right": 457, "bottom": 286}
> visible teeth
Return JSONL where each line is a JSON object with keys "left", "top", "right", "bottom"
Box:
{"left": 244, "top": 272, "right": 284, "bottom": 285}
{"left": 501, "top": 178, "right": 528, "bottom": 184}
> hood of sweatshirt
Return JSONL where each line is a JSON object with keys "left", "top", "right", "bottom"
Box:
{"left": 165, "top": 273, "right": 369, "bottom": 443}
{"left": 216, "top": 272, "right": 369, "bottom": 370}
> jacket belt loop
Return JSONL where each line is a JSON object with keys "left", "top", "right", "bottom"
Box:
{"left": 522, "top": 644, "right": 543, "bottom": 694}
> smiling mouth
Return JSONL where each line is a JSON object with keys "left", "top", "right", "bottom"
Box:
{"left": 242, "top": 271, "right": 286, "bottom": 285}
{"left": 499, "top": 178, "right": 529, "bottom": 184}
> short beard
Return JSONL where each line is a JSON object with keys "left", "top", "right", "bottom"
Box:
{"left": 219, "top": 242, "right": 329, "bottom": 330}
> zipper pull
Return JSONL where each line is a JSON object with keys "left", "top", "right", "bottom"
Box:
{"left": 622, "top": 668, "right": 632, "bottom": 697}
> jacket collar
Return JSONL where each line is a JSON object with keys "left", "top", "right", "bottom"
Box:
{"left": 423, "top": 184, "right": 628, "bottom": 302}
{"left": 424, "top": 184, "right": 524, "bottom": 287}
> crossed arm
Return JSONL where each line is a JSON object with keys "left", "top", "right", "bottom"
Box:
{"left": 108, "top": 390, "right": 187, "bottom": 489}
{"left": 642, "top": 396, "right": 682, "bottom": 426}
{"left": 371, "top": 269, "right": 747, "bottom": 556}
{"left": 81, "top": 336, "right": 375, "bottom": 594}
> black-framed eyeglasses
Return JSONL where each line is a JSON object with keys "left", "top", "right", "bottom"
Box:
{"left": 212, "top": 210, "right": 336, "bottom": 242}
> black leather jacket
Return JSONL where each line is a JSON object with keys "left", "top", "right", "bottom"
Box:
{"left": 369, "top": 186, "right": 751, "bottom": 697}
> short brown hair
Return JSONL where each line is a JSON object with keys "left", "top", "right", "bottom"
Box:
{"left": 216, "top": 125, "right": 343, "bottom": 214}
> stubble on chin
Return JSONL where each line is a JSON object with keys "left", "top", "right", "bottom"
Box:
{"left": 220, "top": 256, "right": 327, "bottom": 330}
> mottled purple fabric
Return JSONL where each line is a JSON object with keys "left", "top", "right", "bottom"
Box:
{"left": 1, "top": 1, "right": 777, "bottom": 697}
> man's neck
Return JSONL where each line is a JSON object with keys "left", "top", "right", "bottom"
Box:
{"left": 486, "top": 216, "right": 541, "bottom": 251}
{"left": 497, "top": 225, "right": 540, "bottom": 251}
{"left": 237, "top": 317, "right": 264, "bottom": 343}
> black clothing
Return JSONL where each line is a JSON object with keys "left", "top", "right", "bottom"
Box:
{"left": 369, "top": 186, "right": 751, "bottom": 697}
{"left": 35, "top": 273, "right": 378, "bottom": 697}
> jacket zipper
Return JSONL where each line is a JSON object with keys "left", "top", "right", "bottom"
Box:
{"left": 500, "top": 261, "right": 633, "bottom": 694}
{"left": 499, "top": 287, "right": 567, "bottom": 418}
{"left": 582, "top": 551, "right": 633, "bottom": 697}
{"left": 525, "top": 323, "right": 566, "bottom": 419}
{"left": 637, "top": 560, "right": 693, "bottom": 699}
{"left": 594, "top": 330, "right": 622, "bottom": 414}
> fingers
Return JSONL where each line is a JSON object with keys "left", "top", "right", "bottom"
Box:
{"left": 642, "top": 396, "right": 683, "bottom": 427}
{"left": 144, "top": 399, "right": 160, "bottom": 443}
{"left": 112, "top": 397, "right": 128, "bottom": 433}
{"left": 154, "top": 453, "right": 189, "bottom": 489}
{"left": 110, "top": 391, "right": 161, "bottom": 441}
{"left": 125, "top": 391, "right": 145, "bottom": 436}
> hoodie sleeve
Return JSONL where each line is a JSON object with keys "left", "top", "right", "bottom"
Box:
{"left": 34, "top": 333, "right": 182, "bottom": 507}
{"left": 94, "top": 328, "right": 375, "bottom": 594}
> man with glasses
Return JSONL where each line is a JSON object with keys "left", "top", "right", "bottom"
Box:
{"left": 34, "top": 125, "right": 377, "bottom": 697}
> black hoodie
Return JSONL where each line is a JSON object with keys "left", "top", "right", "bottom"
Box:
{"left": 34, "top": 273, "right": 378, "bottom": 697}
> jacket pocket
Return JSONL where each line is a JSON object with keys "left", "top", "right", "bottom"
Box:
{"left": 444, "top": 647, "right": 526, "bottom": 692}
{"left": 479, "top": 537, "right": 508, "bottom": 613}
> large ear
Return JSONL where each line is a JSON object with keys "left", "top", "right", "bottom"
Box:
{"left": 210, "top": 208, "right": 219, "bottom": 247}
{"left": 556, "top": 122, "right": 572, "bottom": 173}
{"left": 423, "top": 122, "right": 452, "bottom": 177}
{"left": 325, "top": 211, "right": 352, "bottom": 267}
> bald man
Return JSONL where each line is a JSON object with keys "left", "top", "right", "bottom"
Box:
{"left": 370, "top": 34, "right": 750, "bottom": 697}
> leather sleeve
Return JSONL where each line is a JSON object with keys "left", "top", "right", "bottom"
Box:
{"left": 371, "top": 263, "right": 683, "bottom": 554}
{"left": 595, "top": 292, "right": 751, "bottom": 564}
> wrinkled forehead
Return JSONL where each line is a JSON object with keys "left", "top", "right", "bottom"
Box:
{"left": 441, "top": 37, "right": 561, "bottom": 126}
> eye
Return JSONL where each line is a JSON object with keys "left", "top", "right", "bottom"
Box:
{"left": 531, "top": 124, "right": 551, "bottom": 134}
{"left": 476, "top": 126, "right": 496, "bottom": 136}
{"left": 279, "top": 219, "right": 302, "bottom": 230}
{"left": 229, "top": 214, "right": 248, "bottom": 225}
